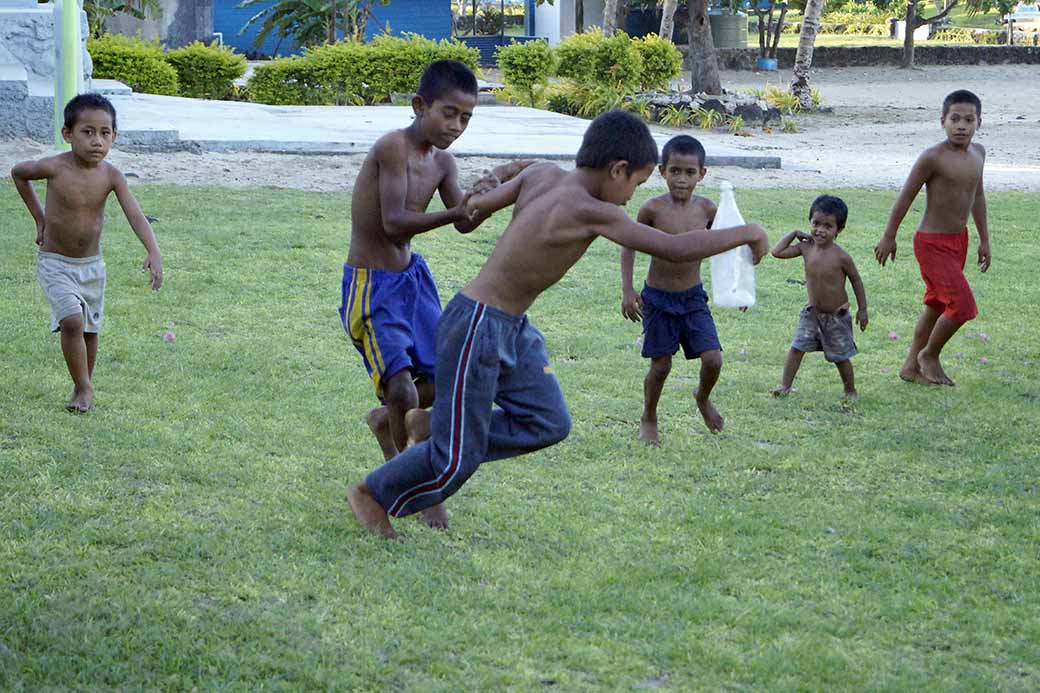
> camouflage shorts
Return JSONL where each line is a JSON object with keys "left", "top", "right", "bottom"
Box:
{"left": 791, "top": 305, "right": 857, "bottom": 363}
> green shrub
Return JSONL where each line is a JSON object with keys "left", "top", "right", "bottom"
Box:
{"left": 632, "top": 34, "right": 682, "bottom": 91}
{"left": 496, "top": 39, "right": 555, "bottom": 107}
{"left": 555, "top": 27, "right": 605, "bottom": 80}
{"left": 932, "top": 28, "right": 1000, "bottom": 44}
{"left": 246, "top": 56, "right": 325, "bottom": 105}
{"left": 304, "top": 41, "right": 372, "bottom": 104}
{"left": 364, "top": 34, "right": 480, "bottom": 102}
{"left": 165, "top": 41, "right": 246, "bottom": 100}
{"left": 88, "top": 34, "right": 178, "bottom": 96}
{"left": 592, "top": 31, "right": 643, "bottom": 90}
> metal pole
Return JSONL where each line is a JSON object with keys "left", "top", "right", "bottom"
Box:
{"left": 54, "top": 0, "right": 81, "bottom": 148}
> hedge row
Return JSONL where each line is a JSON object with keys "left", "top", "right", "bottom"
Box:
{"left": 247, "top": 34, "right": 481, "bottom": 106}
{"left": 88, "top": 35, "right": 247, "bottom": 99}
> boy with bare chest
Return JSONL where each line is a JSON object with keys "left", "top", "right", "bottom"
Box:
{"left": 341, "top": 60, "right": 527, "bottom": 501}
{"left": 620, "top": 136, "right": 724, "bottom": 442}
{"left": 874, "top": 90, "right": 990, "bottom": 386}
{"left": 346, "top": 110, "right": 769, "bottom": 538}
{"left": 771, "top": 195, "right": 868, "bottom": 399}
{"left": 11, "top": 94, "right": 162, "bottom": 412}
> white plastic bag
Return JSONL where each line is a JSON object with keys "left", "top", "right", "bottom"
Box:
{"left": 709, "top": 180, "right": 756, "bottom": 308}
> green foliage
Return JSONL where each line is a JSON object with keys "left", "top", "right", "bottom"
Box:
{"left": 246, "top": 55, "right": 325, "bottom": 105}
{"left": 545, "top": 88, "right": 580, "bottom": 116}
{"left": 593, "top": 31, "right": 643, "bottom": 91}
{"left": 658, "top": 105, "right": 693, "bottom": 127}
{"left": 496, "top": 39, "right": 556, "bottom": 107}
{"left": 624, "top": 95, "right": 654, "bottom": 121}
{"left": 555, "top": 27, "right": 606, "bottom": 80}
{"left": 694, "top": 107, "right": 724, "bottom": 130}
{"left": 764, "top": 84, "right": 801, "bottom": 113}
{"left": 87, "top": 34, "right": 179, "bottom": 96}
{"left": 245, "top": 35, "right": 479, "bottom": 106}
{"left": 781, "top": 116, "right": 799, "bottom": 132}
{"left": 237, "top": 0, "right": 390, "bottom": 52}
{"left": 164, "top": 41, "right": 247, "bottom": 100}
{"left": 932, "top": 28, "right": 1001, "bottom": 44}
{"left": 811, "top": 87, "right": 823, "bottom": 109}
{"left": 728, "top": 113, "right": 746, "bottom": 133}
{"left": 632, "top": 34, "right": 683, "bottom": 91}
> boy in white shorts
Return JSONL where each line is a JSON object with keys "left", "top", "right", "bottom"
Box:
{"left": 12, "top": 94, "right": 162, "bottom": 412}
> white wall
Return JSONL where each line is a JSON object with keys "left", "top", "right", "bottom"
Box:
{"left": 535, "top": 0, "right": 607, "bottom": 46}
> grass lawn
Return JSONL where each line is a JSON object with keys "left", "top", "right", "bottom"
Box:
{"left": 1, "top": 181, "right": 1038, "bottom": 690}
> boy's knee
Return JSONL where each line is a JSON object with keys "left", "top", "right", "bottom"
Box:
{"left": 701, "top": 349, "right": 722, "bottom": 372}
{"left": 648, "top": 357, "right": 672, "bottom": 380}
{"left": 547, "top": 408, "right": 572, "bottom": 444}
{"left": 382, "top": 371, "right": 418, "bottom": 411}
{"left": 59, "top": 314, "right": 84, "bottom": 335}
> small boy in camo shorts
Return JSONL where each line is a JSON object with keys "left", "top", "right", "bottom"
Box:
{"left": 770, "top": 195, "right": 868, "bottom": 400}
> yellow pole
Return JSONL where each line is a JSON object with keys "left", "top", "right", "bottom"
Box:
{"left": 55, "top": 0, "right": 81, "bottom": 148}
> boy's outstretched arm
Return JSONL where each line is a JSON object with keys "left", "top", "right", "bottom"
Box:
{"left": 844, "top": 254, "right": 869, "bottom": 331}
{"left": 462, "top": 164, "right": 537, "bottom": 223}
{"left": 589, "top": 204, "right": 769, "bottom": 265}
{"left": 112, "top": 168, "right": 163, "bottom": 290}
{"left": 11, "top": 159, "right": 53, "bottom": 246}
{"left": 972, "top": 159, "right": 990, "bottom": 272}
{"left": 772, "top": 230, "right": 809, "bottom": 259}
{"left": 876, "top": 152, "right": 932, "bottom": 266}
{"left": 620, "top": 205, "right": 654, "bottom": 322}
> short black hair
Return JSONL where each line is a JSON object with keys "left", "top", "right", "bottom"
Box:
{"left": 942, "top": 89, "right": 981, "bottom": 118}
{"left": 810, "top": 194, "right": 848, "bottom": 230}
{"left": 416, "top": 60, "right": 478, "bottom": 104}
{"left": 661, "top": 135, "right": 706, "bottom": 169}
{"left": 575, "top": 109, "right": 658, "bottom": 171}
{"left": 64, "top": 93, "right": 117, "bottom": 131}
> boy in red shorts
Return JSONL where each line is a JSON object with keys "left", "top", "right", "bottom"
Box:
{"left": 874, "top": 89, "right": 991, "bottom": 386}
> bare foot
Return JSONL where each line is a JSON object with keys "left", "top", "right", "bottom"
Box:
{"left": 404, "top": 408, "right": 430, "bottom": 448}
{"left": 695, "top": 391, "right": 724, "bottom": 433}
{"left": 65, "top": 386, "right": 94, "bottom": 413}
{"left": 638, "top": 417, "right": 660, "bottom": 445}
{"left": 346, "top": 483, "right": 397, "bottom": 539}
{"left": 365, "top": 408, "right": 398, "bottom": 461}
{"left": 771, "top": 385, "right": 793, "bottom": 397}
{"left": 419, "top": 503, "right": 450, "bottom": 529}
{"left": 843, "top": 390, "right": 859, "bottom": 401}
{"left": 917, "top": 351, "right": 955, "bottom": 386}
{"left": 899, "top": 363, "right": 930, "bottom": 385}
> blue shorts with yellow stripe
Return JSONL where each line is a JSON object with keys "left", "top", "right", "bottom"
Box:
{"left": 339, "top": 253, "right": 441, "bottom": 398}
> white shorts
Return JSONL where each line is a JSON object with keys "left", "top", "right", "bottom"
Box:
{"left": 37, "top": 251, "right": 106, "bottom": 333}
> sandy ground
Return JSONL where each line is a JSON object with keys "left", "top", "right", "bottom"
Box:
{"left": 3, "top": 65, "right": 1038, "bottom": 192}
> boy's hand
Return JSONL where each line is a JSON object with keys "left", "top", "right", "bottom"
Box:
{"left": 856, "top": 308, "right": 868, "bottom": 331}
{"left": 978, "top": 240, "right": 991, "bottom": 273}
{"left": 794, "top": 230, "right": 812, "bottom": 244}
{"left": 747, "top": 225, "right": 770, "bottom": 264}
{"left": 461, "top": 191, "right": 481, "bottom": 222}
{"left": 621, "top": 290, "right": 643, "bottom": 322}
{"left": 143, "top": 252, "right": 163, "bottom": 290}
{"left": 35, "top": 221, "right": 45, "bottom": 247}
{"left": 469, "top": 169, "right": 500, "bottom": 196}
{"left": 874, "top": 236, "right": 896, "bottom": 266}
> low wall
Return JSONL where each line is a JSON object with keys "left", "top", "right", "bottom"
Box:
{"left": 704, "top": 45, "right": 1040, "bottom": 70}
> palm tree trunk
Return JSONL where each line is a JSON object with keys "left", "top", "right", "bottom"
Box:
{"left": 686, "top": 0, "right": 721, "bottom": 95}
{"left": 576, "top": 0, "right": 584, "bottom": 33}
{"left": 901, "top": 0, "right": 916, "bottom": 68}
{"left": 660, "top": 0, "right": 678, "bottom": 40}
{"left": 604, "top": 0, "right": 619, "bottom": 35}
{"left": 790, "top": 0, "right": 823, "bottom": 109}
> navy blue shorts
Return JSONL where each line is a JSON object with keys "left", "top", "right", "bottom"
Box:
{"left": 339, "top": 253, "right": 441, "bottom": 397}
{"left": 641, "top": 282, "right": 721, "bottom": 360}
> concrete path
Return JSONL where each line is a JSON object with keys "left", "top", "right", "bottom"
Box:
{"left": 107, "top": 92, "right": 780, "bottom": 168}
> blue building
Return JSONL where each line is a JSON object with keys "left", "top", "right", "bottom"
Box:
{"left": 215, "top": 0, "right": 539, "bottom": 60}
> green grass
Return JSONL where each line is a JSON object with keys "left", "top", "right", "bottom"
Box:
{"left": 776, "top": 33, "right": 904, "bottom": 47}
{"left": 2, "top": 182, "right": 1038, "bottom": 690}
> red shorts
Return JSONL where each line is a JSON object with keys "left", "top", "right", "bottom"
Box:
{"left": 913, "top": 229, "right": 978, "bottom": 325}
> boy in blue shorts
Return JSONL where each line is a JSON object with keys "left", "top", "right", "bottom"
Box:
{"left": 346, "top": 111, "right": 770, "bottom": 539}
{"left": 341, "top": 60, "right": 527, "bottom": 526}
{"left": 620, "top": 135, "right": 724, "bottom": 442}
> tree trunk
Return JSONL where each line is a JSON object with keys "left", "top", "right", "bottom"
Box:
{"left": 660, "top": 0, "right": 678, "bottom": 40}
{"left": 686, "top": 0, "right": 722, "bottom": 95}
{"left": 901, "top": 0, "right": 916, "bottom": 68}
{"left": 576, "top": 0, "right": 584, "bottom": 33}
{"left": 790, "top": 0, "right": 823, "bottom": 109}
{"left": 769, "top": 3, "right": 788, "bottom": 58}
{"left": 327, "top": 0, "right": 336, "bottom": 44}
{"left": 604, "top": 0, "right": 619, "bottom": 35}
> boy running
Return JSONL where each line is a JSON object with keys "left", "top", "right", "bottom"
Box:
{"left": 341, "top": 59, "right": 528, "bottom": 504}
{"left": 874, "top": 89, "right": 990, "bottom": 386}
{"left": 771, "top": 195, "right": 868, "bottom": 399}
{"left": 346, "top": 110, "right": 770, "bottom": 538}
{"left": 11, "top": 94, "right": 163, "bottom": 413}
{"left": 620, "top": 135, "right": 724, "bottom": 442}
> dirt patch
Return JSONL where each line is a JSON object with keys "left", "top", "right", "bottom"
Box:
{"left": 3, "top": 64, "right": 1037, "bottom": 193}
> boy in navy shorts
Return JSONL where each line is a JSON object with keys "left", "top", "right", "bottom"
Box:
{"left": 346, "top": 111, "right": 770, "bottom": 538}
{"left": 340, "top": 60, "right": 528, "bottom": 529}
{"left": 620, "top": 136, "right": 724, "bottom": 441}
